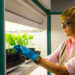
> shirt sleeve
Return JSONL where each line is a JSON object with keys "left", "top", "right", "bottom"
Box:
{"left": 46, "top": 41, "right": 65, "bottom": 64}
{"left": 65, "top": 57, "right": 75, "bottom": 75}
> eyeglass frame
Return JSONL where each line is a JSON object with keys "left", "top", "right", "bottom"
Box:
{"left": 61, "top": 22, "right": 75, "bottom": 27}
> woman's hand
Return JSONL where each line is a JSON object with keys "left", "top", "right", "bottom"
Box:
{"left": 13, "top": 45, "right": 39, "bottom": 62}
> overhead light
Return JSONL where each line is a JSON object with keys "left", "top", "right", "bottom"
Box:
{"left": 5, "top": 21, "right": 39, "bottom": 32}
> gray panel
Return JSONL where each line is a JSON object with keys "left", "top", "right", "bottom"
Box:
{"left": 51, "top": 0, "right": 75, "bottom": 12}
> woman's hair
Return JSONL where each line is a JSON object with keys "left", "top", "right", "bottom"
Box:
{"left": 60, "top": 6, "right": 75, "bottom": 21}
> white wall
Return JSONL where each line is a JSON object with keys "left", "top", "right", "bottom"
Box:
{"left": 51, "top": 15, "right": 67, "bottom": 52}
{"left": 28, "top": 31, "right": 47, "bottom": 57}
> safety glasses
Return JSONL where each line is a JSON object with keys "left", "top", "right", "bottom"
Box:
{"left": 61, "top": 22, "right": 75, "bottom": 27}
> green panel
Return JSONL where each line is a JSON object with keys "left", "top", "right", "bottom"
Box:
{"left": 0, "top": 0, "right": 5, "bottom": 75}
{"left": 48, "top": 71, "right": 51, "bottom": 75}
{"left": 47, "top": 14, "right": 51, "bottom": 55}
{"left": 32, "top": 0, "right": 50, "bottom": 14}
{"left": 47, "top": 14, "right": 51, "bottom": 75}
{"left": 49, "top": 12, "right": 62, "bottom": 14}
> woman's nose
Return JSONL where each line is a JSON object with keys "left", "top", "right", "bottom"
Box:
{"left": 62, "top": 25, "right": 66, "bottom": 29}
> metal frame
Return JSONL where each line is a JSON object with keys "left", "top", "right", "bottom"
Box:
{"left": 0, "top": 0, "right": 5, "bottom": 75}
{"left": 47, "top": 13, "right": 51, "bottom": 75}
{"left": 32, "top": 0, "right": 50, "bottom": 14}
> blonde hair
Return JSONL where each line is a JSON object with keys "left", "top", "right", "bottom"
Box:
{"left": 60, "top": 6, "right": 75, "bottom": 21}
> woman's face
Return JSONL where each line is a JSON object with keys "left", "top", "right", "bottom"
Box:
{"left": 60, "top": 18, "right": 75, "bottom": 36}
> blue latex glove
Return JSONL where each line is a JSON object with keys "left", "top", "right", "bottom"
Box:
{"left": 13, "top": 45, "right": 39, "bottom": 62}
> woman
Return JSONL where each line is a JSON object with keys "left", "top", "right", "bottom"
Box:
{"left": 14, "top": 6, "right": 75, "bottom": 75}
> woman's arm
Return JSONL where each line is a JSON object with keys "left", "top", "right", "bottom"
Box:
{"left": 36, "top": 58, "right": 70, "bottom": 75}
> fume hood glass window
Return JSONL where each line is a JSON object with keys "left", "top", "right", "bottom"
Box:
{"left": 5, "top": 21, "right": 47, "bottom": 54}
{"left": 5, "top": 21, "right": 47, "bottom": 75}
{"left": 5, "top": 21, "right": 38, "bottom": 49}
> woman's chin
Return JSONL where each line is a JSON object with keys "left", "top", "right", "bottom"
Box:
{"left": 65, "top": 33, "right": 70, "bottom": 36}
